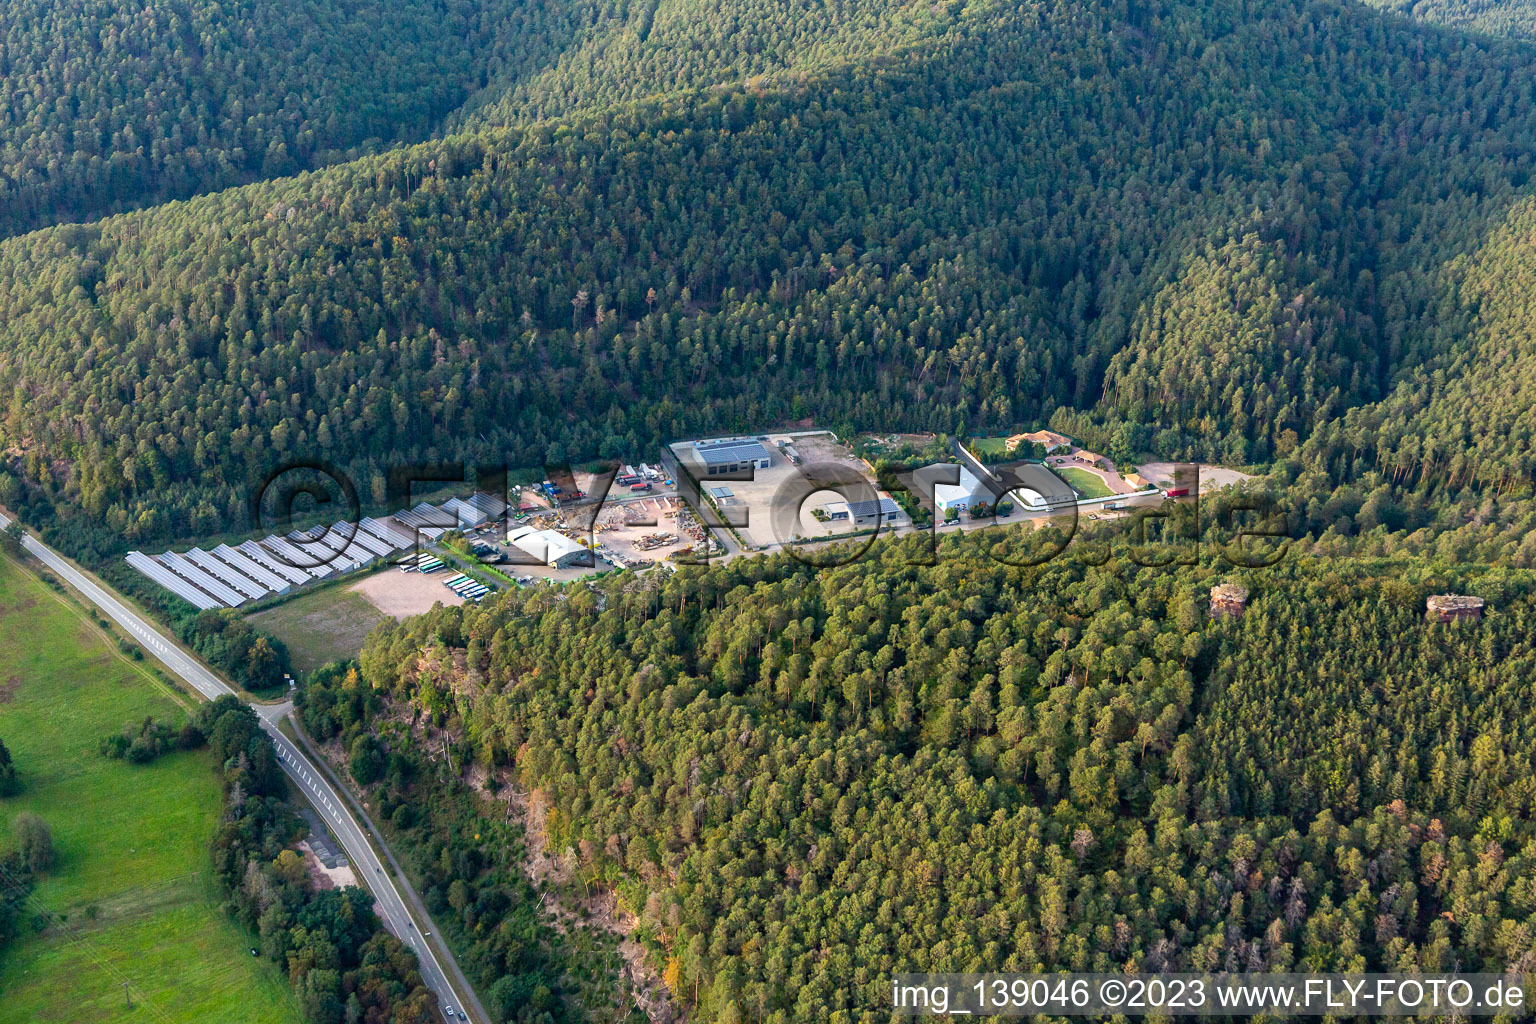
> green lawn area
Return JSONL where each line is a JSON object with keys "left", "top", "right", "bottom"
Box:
{"left": 966, "top": 436, "right": 1014, "bottom": 457}
{"left": 246, "top": 582, "right": 385, "bottom": 675}
{"left": 0, "top": 556, "right": 300, "bottom": 1024}
{"left": 1054, "top": 466, "right": 1116, "bottom": 499}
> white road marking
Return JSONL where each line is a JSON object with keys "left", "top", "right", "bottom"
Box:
{"left": 0, "top": 509, "right": 473, "bottom": 1021}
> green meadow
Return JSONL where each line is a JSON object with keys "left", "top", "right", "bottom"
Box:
{"left": 1053, "top": 465, "right": 1116, "bottom": 499}
{"left": 246, "top": 582, "right": 385, "bottom": 675}
{"left": 0, "top": 556, "right": 299, "bottom": 1024}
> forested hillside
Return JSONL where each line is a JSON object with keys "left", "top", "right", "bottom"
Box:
{"left": 1332, "top": 195, "right": 1536, "bottom": 490}
{"left": 8, "top": 0, "right": 1536, "bottom": 1018}
{"left": 0, "top": 0, "right": 554, "bottom": 236}
{"left": 1099, "top": 234, "right": 1362, "bottom": 464}
{"left": 7, "top": 0, "right": 1536, "bottom": 558}
{"left": 445, "top": 0, "right": 951, "bottom": 128}
{"left": 1366, "top": 0, "right": 1536, "bottom": 38}
{"left": 326, "top": 537, "right": 1536, "bottom": 1021}
{"left": 0, "top": 0, "right": 981, "bottom": 238}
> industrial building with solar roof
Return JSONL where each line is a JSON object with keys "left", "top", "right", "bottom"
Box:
{"left": 686, "top": 437, "right": 775, "bottom": 474}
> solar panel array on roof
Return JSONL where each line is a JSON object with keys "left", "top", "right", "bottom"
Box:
{"left": 258, "top": 535, "right": 334, "bottom": 577}
{"left": 292, "top": 526, "right": 347, "bottom": 558}
{"left": 185, "top": 548, "right": 270, "bottom": 601}
{"left": 440, "top": 498, "right": 479, "bottom": 527}
{"left": 393, "top": 504, "right": 455, "bottom": 531}
{"left": 360, "top": 517, "right": 414, "bottom": 549}
{"left": 346, "top": 527, "right": 394, "bottom": 559}
{"left": 159, "top": 550, "right": 247, "bottom": 606}
{"left": 312, "top": 523, "right": 377, "bottom": 560}
{"left": 342, "top": 527, "right": 384, "bottom": 560}
{"left": 845, "top": 497, "right": 903, "bottom": 520}
{"left": 292, "top": 524, "right": 380, "bottom": 571}
{"left": 239, "top": 540, "right": 313, "bottom": 585}
{"left": 447, "top": 495, "right": 507, "bottom": 528}
{"left": 694, "top": 438, "right": 772, "bottom": 467}
{"left": 128, "top": 491, "right": 503, "bottom": 610}
{"left": 213, "top": 544, "right": 292, "bottom": 594}
{"left": 468, "top": 491, "right": 507, "bottom": 517}
{"left": 126, "top": 551, "right": 225, "bottom": 610}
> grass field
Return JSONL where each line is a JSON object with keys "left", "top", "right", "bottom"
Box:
{"left": 246, "top": 581, "right": 386, "bottom": 674}
{"left": 0, "top": 556, "right": 300, "bottom": 1024}
{"left": 1054, "top": 466, "right": 1116, "bottom": 499}
{"left": 965, "top": 436, "right": 1015, "bottom": 458}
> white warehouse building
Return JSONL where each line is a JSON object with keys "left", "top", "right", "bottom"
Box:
{"left": 507, "top": 526, "right": 589, "bottom": 569}
{"left": 932, "top": 468, "right": 990, "bottom": 512}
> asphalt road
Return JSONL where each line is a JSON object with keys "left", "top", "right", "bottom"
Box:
{"left": 720, "top": 484, "right": 1167, "bottom": 561}
{"left": 0, "top": 509, "right": 475, "bottom": 1023}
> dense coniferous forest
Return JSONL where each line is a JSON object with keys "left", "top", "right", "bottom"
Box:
{"left": 1365, "top": 0, "right": 1536, "bottom": 37}
{"left": 322, "top": 538, "right": 1536, "bottom": 1021}
{"left": 297, "top": 664, "right": 644, "bottom": 1024}
{"left": 7, "top": 0, "right": 1536, "bottom": 1019}
{"left": 444, "top": 0, "right": 953, "bottom": 129}
{"left": 0, "top": 0, "right": 573, "bottom": 238}
{"left": 7, "top": 0, "right": 1536, "bottom": 558}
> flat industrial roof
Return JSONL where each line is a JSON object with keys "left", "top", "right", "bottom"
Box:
{"left": 1010, "top": 463, "right": 1076, "bottom": 506}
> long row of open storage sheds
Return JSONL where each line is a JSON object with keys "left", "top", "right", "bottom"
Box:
{"left": 125, "top": 491, "right": 507, "bottom": 610}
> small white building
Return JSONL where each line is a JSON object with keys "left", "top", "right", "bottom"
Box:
{"left": 507, "top": 526, "right": 588, "bottom": 568}
{"left": 1010, "top": 488, "right": 1049, "bottom": 510}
